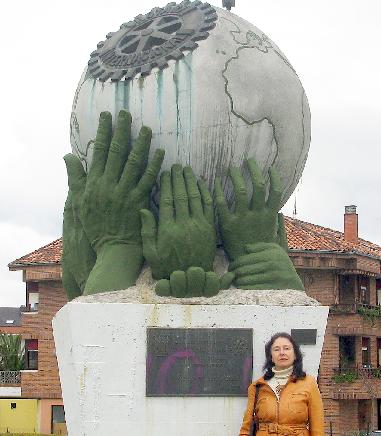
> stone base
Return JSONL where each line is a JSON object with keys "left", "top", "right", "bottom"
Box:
{"left": 53, "top": 302, "right": 328, "bottom": 436}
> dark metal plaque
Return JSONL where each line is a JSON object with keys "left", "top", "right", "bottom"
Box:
{"left": 87, "top": 1, "right": 218, "bottom": 82}
{"left": 291, "top": 328, "right": 317, "bottom": 345}
{"left": 146, "top": 328, "right": 253, "bottom": 397}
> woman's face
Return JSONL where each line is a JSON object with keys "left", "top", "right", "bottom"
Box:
{"left": 271, "top": 337, "right": 296, "bottom": 370}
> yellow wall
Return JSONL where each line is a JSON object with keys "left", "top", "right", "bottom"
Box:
{"left": 0, "top": 399, "right": 38, "bottom": 433}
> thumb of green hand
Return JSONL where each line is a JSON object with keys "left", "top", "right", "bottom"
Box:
{"left": 140, "top": 209, "right": 159, "bottom": 267}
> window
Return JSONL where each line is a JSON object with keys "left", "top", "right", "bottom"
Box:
{"left": 26, "top": 282, "right": 39, "bottom": 311}
{"left": 339, "top": 336, "right": 356, "bottom": 367}
{"left": 358, "top": 276, "right": 370, "bottom": 305}
{"left": 377, "top": 280, "right": 381, "bottom": 306}
{"left": 338, "top": 275, "right": 355, "bottom": 304}
{"left": 362, "top": 337, "right": 371, "bottom": 367}
{"left": 51, "top": 405, "right": 66, "bottom": 435}
{"left": 25, "top": 339, "right": 38, "bottom": 370}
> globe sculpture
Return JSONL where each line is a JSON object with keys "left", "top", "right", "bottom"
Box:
{"left": 70, "top": 0, "right": 310, "bottom": 208}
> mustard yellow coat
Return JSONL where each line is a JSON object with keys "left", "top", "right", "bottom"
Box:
{"left": 239, "top": 375, "right": 325, "bottom": 436}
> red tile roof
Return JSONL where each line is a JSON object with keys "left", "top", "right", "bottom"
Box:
{"left": 8, "top": 217, "right": 381, "bottom": 267}
{"left": 9, "top": 238, "right": 62, "bottom": 267}
{"left": 285, "top": 216, "right": 381, "bottom": 259}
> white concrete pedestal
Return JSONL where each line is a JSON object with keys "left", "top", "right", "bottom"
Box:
{"left": 53, "top": 302, "right": 328, "bottom": 436}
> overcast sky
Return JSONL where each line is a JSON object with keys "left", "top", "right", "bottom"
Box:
{"left": 1, "top": 0, "right": 380, "bottom": 307}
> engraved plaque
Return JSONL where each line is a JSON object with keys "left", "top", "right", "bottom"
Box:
{"left": 146, "top": 328, "right": 253, "bottom": 396}
{"left": 291, "top": 328, "right": 317, "bottom": 345}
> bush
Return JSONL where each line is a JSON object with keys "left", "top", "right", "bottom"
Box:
{"left": 0, "top": 334, "right": 25, "bottom": 371}
{"left": 332, "top": 371, "right": 358, "bottom": 383}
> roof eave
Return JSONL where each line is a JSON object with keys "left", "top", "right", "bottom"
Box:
{"left": 289, "top": 248, "right": 381, "bottom": 261}
{"left": 8, "top": 262, "right": 61, "bottom": 271}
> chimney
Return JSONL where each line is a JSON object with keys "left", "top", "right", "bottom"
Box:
{"left": 344, "top": 205, "right": 358, "bottom": 244}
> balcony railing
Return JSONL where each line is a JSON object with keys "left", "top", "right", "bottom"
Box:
{"left": 330, "top": 303, "right": 381, "bottom": 314}
{"left": 20, "top": 303, "right": 38, "bottom": 313}
{"left": 0, "top": 371, "right": 21, "bottom": 385}
{"left": 333, "top": 365, "right": 381, "bottom": 380}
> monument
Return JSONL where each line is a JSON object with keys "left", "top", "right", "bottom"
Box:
{"left": 53, "top": 1, "right": 328, "bottom": 434}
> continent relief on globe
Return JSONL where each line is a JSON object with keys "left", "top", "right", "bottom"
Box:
{"left": 70, "top": 3, "right": 310, "bottom": 210}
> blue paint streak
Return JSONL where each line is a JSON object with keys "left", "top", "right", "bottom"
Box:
{"left": 123, "top": 80, "right": 130, "bottom": 111}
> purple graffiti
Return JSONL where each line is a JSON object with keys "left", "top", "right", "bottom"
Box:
{"left": 156, "top": 349, "right": 204, "bottom": 394}
{"left": 146, "top": 353, "right": 153, "bottom": 386}
{"left": 241, "top": 357, "right": 253, "bottom": 393}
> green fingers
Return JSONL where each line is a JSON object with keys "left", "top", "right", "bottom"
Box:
{"left": 172, "top": 164, "right": 189, "bottom": 220}
{"left": 219, "top": 272, "right": 236, "bottom": 290}
{"left": 229, "top": 243, "right": 304, "bottom": 291}
{"left": 104, "top": 110, "right": 132, "bottom": 182}
{"left": 140, "top": 208, "right": 159, "bottom": 264}
{"left": 120, "top": 126, "right": 153, "bottom": 190}
{"left": 267, "top": 167, "right": 282, "bottom": 211}
{"left": 155, "top": 267, "right": 235, "bottom": 297}
{"left": 215, "top": 158, "right": 284, "bottom": 261}
{"left": 141, "top": 164, "right": 216, "bottom": 280}
{"left": 184, "top": 166, "right": 202, "bottom": 217}
{"left": 88, "top": 112, "right": 112, "bottom": 181}
{"left": 62, "top": 110, "right": 165, "bottom": 295}
{"left": 64, "top": 154, "right": 86, "bottom": 193}
{"left": 62, "top": 152, "right": 96, "bottom": 300}
{"left": 159, "top": 171, "right": 174, "bottom": 221}
{"left": 247, "top": 158, "right": 266, "bottom": 209}
{"left": 214, "top": 176, "right": 231, "bottom": 224}
{"left": 230, "top": 167, "right": 248, "bottom": 215}
{"left": 170, "top": 271, "right": 187, "bottom": 297}
{"left": 187, "top": 267, "right": 206, "bottom": 296}
{"left": 137, "top": 148, "right": 165, "bottom": 196}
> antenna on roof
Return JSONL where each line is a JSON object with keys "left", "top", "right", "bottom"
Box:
{"left": 222, "top": 0, "right": 235, "bottom": 11}
{"left": 292, "top": 177, "right": 303, "bottom": 219}
{"left": 293, "top": 196, "right": 297, "bottom": 218}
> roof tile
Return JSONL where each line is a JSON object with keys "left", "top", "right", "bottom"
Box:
{"left": 8, "top": 217, "right": 381, "bottom": 267}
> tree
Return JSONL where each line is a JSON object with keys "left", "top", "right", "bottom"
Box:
{"left": 0, "top": 334, "right": 25, "bottom": 371}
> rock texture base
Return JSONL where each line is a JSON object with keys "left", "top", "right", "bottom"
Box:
{"left": 53, "top": 296, "right": 328, "bottom": 436}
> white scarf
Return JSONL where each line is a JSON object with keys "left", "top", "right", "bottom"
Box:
{"left": 267, "top": 365, "right": 293, "bottom": 399}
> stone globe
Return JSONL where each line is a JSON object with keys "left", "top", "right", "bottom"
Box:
{"left": 70, "top": 0, "right": 310, "bottom": 206}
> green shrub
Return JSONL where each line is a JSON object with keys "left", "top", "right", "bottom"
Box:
{"left": 332, "top": 371, "right": 358, "bottom": 383}
{"left": 0, "top": 334, "right": 25, "bottom": 371}
{"left": 357, "top": 306, "right": 381, "bottom": 326}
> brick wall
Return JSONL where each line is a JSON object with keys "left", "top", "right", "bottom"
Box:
{"left": 298, "top": 269, "right": 337, "bottom": 307}
{"left": 296, "top": 267, "right": 381, "bottom": 435}
{"left": 20, "top": 280, "right": 67, "bottom": 399}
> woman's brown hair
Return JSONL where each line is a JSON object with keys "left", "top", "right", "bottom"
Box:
{"left": 262, "top": 332, "right": 306, "bottom": 381}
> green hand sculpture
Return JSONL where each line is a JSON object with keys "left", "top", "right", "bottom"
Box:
{"left": 64, "top": 110, "right": 164, "bottom": 294}
{"left": 229, "top": 242, "right": 304, "bottom": 290}
{"left": 62, "top": 169, "right": 96, "bottom": 301}
{"left": 215, "top": 158, "right": 282, "bottom": 261}
{"left": 156, "top": 267, "right": 235, "bottom": 298}
{"left": 215, "top": 158, "right": 304, "bottom": 291}
{"left": 140, "top": 165, "right": 216, "bottom": 281}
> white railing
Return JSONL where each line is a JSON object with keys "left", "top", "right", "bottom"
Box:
{"left": 0, "top": 370, "right": 21, "bottom": 384}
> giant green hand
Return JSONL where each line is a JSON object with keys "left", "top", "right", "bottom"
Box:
{"left": 140, "top": 165, "right": 216, "bottom": 280}
{"left": 155, "top": 267, "right": 235, "bottom": 298}
{"left": 62, "top": 171, "right": 96, "bottom": 301}
{"left": 215, "top": 158, "right": 303, "bottom": 291}
{"left": 64, "top": 110, "right": 164, "bottom": 294}
{"left": 215, "top": 158, "right": 282, "bottom": 261}
{"left": 229, "top": 242, "right": 304, "bottom": 290}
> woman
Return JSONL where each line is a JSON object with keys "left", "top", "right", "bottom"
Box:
{"left": 239, "top": 332, "right": 324, "bottom": 436}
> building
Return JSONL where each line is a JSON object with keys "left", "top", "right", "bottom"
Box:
{"left": 0, "top": 239, "right": 67, "bottom": 435}
{"left": 288, "top": 206, "right": 381, "bottom": 434}
{"left": 2, "top": 206, "right": 381, "bottom": 435}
